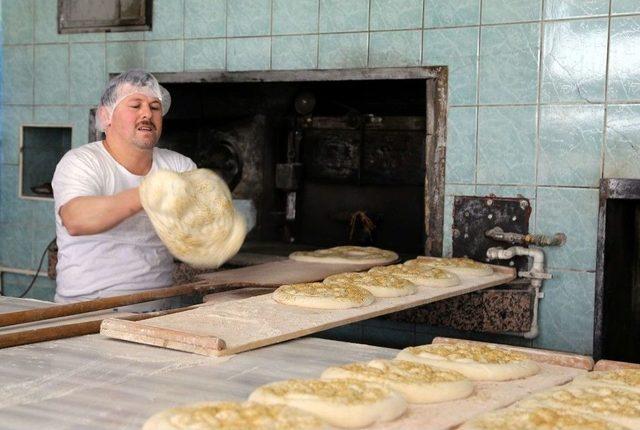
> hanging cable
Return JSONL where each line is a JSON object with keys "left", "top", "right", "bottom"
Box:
{"left": 19, "top": 238, "right": 56, "bottom": 298}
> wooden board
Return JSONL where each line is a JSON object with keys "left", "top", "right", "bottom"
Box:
{"left": 100, "top": 265, "right": 515, "bottom": 356}
{"left": 594, "top": 359, "right": 640, "bottom": 371}
{"left": 196, "top": 259, "right": 390, "bottom": 287}
{"left": 433, "top": 337, "right": 594, "bottom": 370}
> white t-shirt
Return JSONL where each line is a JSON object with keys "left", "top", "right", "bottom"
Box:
{"left": 52, "top": 141, "right": 196, "bottom": 302}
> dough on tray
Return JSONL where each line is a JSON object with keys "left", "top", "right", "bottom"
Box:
{"left": 248, "top": 378, "right": 407, "bottom": 428}
{"left": 368, "top": 264, "right": 460, "bottom": 288}
{"left": 322, "top": 271, "right": 417, "bottom": 298}
{"left": 406, "top": 257, "right": 493, "bottom": 277}
{"left": 458, "top": 405, "right": 628, "bottom": 430}
{"left": 139, "top": 168, "right": 246, "bottom": 269}
{"left": 321, "top": 358, "right": 473, "bottom": 403}
{"left": 142, "top": 401, "right": 328, "bottom": 430}
{"left": 571, "top": 369, "right": 640, "bottom": 393}
{"left": 272, "top": 282, "right": 375, "bottom": 309}
{"left": 396, "top": 342, "right": 540, "bottom": 381}
{"left": 289, "top": 246, "right": 399, "bottom": 265}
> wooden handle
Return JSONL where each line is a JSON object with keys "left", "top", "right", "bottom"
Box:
{"left": 0, "top": 280, "right": 220, "bottom": 328}
{"left": 101, "top": 318, "right": 226, "bottom": 352}
{"left": 0, "top": 307, "right": 189, "bottom": 349}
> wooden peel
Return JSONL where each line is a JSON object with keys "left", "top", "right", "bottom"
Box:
{"left": 0, "top": 306, "right": 191, "bottom": 349}
{"left": 0, "top": 280, "right": 234, "bottom": 328}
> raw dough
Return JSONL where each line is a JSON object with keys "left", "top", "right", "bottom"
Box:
{"left": 396, "top": 343, "right": 539, "bottom": 381}
{"left": 571, "top": 369, "right": 640, "bottom": 393}
{"left": 368, "top": 264, "right": 460, "bottom": 287}
{"left": 517, "top": 385, "right": 640, "bottom": 429}
{"left": 248, "top": 378, "right": 407, "bottom": 428}
{"left": 321, "top": 358, "right": 473, "bottom": 403}
{"left": 139, "top": 169, "right": 247, "bottom": 269}
{"left": 142, "top": 401, "right": 328, "bottom": 430}
{"left": 406, "top": 257, "right": 493, "bottom": 277}
{"left": 322, "top": 272, "right": 417, "bottom": 298}
{"left": 272, "top": 282, "right": 375, "bottom": 309}
{"left": 289, "top": 246, "right": 399, "bottom": 265}
{"left": 459, "top": 405, "right": 628, "bottom": 430}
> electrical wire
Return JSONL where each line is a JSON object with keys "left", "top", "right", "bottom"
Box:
{"left": 18, "top": 238, "right": 56, "bottom": 298}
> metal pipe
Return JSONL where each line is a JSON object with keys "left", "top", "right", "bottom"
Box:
{"left": 486, "top": 246, "right": 548, "bottom": 339}
{"left": 486, "top": 227, "right": 566, "bottom": 247}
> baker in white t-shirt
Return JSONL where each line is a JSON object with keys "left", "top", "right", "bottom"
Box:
{"left": 52, "top": 69, "right": 196, "bottom": 307}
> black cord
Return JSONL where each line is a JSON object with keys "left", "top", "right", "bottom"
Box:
{"left": 19, "top": 238, "right": 56, "bottom": 299}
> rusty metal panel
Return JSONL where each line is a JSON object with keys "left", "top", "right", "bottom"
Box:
{"left": 452, "top": 196, "right": 531, "bottom": 272}
{"left": 58, "top": 0, "right": 151, "bottom": 33}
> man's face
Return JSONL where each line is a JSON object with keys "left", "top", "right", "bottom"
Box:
{"left": 108, "top": 92, "right": 163, "bottom": 150}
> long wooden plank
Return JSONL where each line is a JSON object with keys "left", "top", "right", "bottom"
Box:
{"left": 101, "top": 265, "right": 516, "bottom": 356}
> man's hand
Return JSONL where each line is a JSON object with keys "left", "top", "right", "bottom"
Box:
{"left": 59, "top": 187, "right": 143, "bottom": 236}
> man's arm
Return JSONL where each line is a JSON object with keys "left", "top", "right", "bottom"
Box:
{"left": 59, "top": 187, "right": 142, "bottom": 236}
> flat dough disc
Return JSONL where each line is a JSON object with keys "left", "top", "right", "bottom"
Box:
{"left": 139, "top": 169, "right": 247, "bottom": 269}
{"left": 516, "top": 385, "right": 640, "bottom": 429}
{"left": 396, "top": 343, "right": 540, "bottom": 381}
{"left": 459, "top": 405, "right": 628, "bottom": 430}
{"left": 272, "top": 282, "right": 375, "bottom": 309}
{"left": 289, "top": 246, "right": 399, "bottom": 265}
{"left": 321, "top": 358, "right": 473, "bottom": 404}
{"left": 323, "top": 272, "right": 417, "bottom": 298}
{"left": 407, "top": 257, "right": 493, "bottom": 277}
{"left": 571, "top": 369, "right": 640, "bottom": 394}
{"left": 248, "top": 378, "right": 407, "bottom": 429}
{"left": 142, "top": 401, "right": 328, "bottom": 430}
{"left": 368, "top": 264, "right": 460, "bottom": 287}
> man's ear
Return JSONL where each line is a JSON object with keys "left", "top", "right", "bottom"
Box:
{"left": 97, "top": 106, "right": 111, "bottom": 130}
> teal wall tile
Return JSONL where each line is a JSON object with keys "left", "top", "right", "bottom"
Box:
{"left": 228, "top": 0, "right": 272, "bottom": 37}
{"left": 1, "top": 273, "right": 55, "bottom": 301}
{"left": 544, "top": 0, "right": 609, "bottom": 19}
{"left": 34, "top": 106, "right": 69, "bottom": 123}
{"left": 445, "top": 107, "right": 476, "bottom": 184}
{"left": 145, "top": 0, "right": 184, "bottom": 40}
{"left": 475, "top": 185, "right": 536, "bottom": 200}
{"left": 369, "top": 30, "right": 421, "bottom": 67}
{"left": 423, "top": 26, "right": 479, "bottom": 105}
{"left": 479, "top": 23, "right": 540, "bottom": 104}
{"left": 145, "top": 40, "right": 183, "bottom": 73}
{"left": 538, "top": 105, "right": 604, "bottom": 187}
{"left": 106, "top": 42, "right": 145, "bottom": 73}
{"left": 34, "top": 0, "right": 68, "bottom": 43}
{"left": 2, "top": 106, "right": 33, "bottom": 165}
{"left": 272, "top": 35, "right": 318, "bottom": 70}
{"left": 0, "top": 164, "right": 31, "bottom": 224}
{"left": 227, "top": 37, "right": 271, "bottom": 71}
{"left": 3, "top": 0, "right": 34, "bottom": 44}
{"left": 319, "top": 0, "right": 369, "bottom": 33}
{"left": 371, "top": 0, "right": 423, "bottom": 31}
{"left": 612, "top": 0, "right": 640, "bottom": 14}
{"left": 34, "top": 44, "right": 69, "bottom": 105}
{"left": 0, "top": 224, "right": 33, "bottom": 269}
{"left": 273, "top": 0, "right": 319, "bottom": 35}
{"left": 3, "top": 46, "right": 34, "bottom": 105}
{"left": 32, "top": 223, "right": 55, "bottom": 268}
{"left": 541, "top": 19, "right": 608, "bottom": 103}
{"left": 536, "top": 187, "right": 599, "bottom": 270}
{"left": 424, "top": 0, "right": 480, "bottom": 28}
{"left": 318, "top": 33, "right": 368, "bottom": 69}
{"left": 31, "top": 199, "right": 55, "bottom": 228}
{"left": 481, "top": 0, "right": 542, "bottom": 24}
{"left": 184, "top": 39, "right": 226, "bottom": 70}
{"left": 106, "top": 32, "right": 144, "bottom": 42}
{"left": 604, "top": 104, "right": 640, "bottom": 179}
{"left": 185, "top": 0, "right": 226, "bottom": 38}
{"left": 534, "top": 270, "right": 595, "bottom": 355}
{"left": 69, "top": 107, "right": 92, "bottom": 148}
{"left": 477, "top": 106, "right": 537, "bottom": 185}
{"left": 608, "top": 16, "right": 640, "bottom": 102}
{"left": 444, "top": 184, "right": 476, "bottom": 195}
{"left": 70, "top": 44, "right": 106, "bottom": 105}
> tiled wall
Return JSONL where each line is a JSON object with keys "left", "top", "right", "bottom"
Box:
{"left": 2, "top": 0, "right": 640, "bottom": 355}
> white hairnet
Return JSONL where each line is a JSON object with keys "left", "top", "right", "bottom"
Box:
{"left": 96, "top": 69, "right": 171, "bottom": 132}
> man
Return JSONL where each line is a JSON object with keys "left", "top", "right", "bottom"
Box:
{"left": 52, "top": 69, "right": 196, "bottom": 306}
